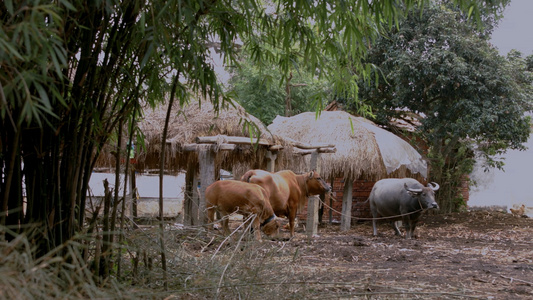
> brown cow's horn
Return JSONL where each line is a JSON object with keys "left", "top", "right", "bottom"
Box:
{"left": 428, "top": 182, "right": 440, "bottom": 191}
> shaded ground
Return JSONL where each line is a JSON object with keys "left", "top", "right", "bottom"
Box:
{"left": 185, "top": 210, "right": 532, "bottom": 299}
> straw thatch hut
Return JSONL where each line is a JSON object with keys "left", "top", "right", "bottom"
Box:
{"left": 268, "top": 111, "right": 428, "bottom": 230}
{"left": 268, "top": 111, "right": 427, "bottom": 179}
{"left": 95, "top": 97, "right": 294, "bottom": 174}
{"left": 137, "top": 98, "right": 283, "bottom": 175}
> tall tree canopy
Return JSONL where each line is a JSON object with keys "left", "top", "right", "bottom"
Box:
{"left": 1, "top": 0, "right": 498, "bottom": 255}
{"left": 229, "top": 54, "right": 330, "bottom": 125}
{"left": 352, "top": 2, "right": 532, "bottom": 211}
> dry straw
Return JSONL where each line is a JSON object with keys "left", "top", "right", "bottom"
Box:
{"left": 268, "top": 111, "right": 427, "bottom": 180}
{"left": 96, "top": 96, "right": 299, "bottom": 177}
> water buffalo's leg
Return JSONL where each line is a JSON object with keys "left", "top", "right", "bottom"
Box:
{"left": 407, "top": 220, "right": 418, "bottom": 239}
{"left": 392, "top": 221, "right": 402, "bottom": 236}
{"left": 372, "top": 219, "right": 378, "bottom": 236}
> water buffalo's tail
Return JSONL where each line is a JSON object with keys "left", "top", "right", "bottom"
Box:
{"left": 240, "top": 170, "right": 255, "bottom": 182}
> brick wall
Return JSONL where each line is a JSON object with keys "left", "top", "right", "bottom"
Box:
{"left": 297, "top": 178, "right": 375, "bottom": 223}
{"left": 460, "top": 175, "right": 470, "bottom": 203}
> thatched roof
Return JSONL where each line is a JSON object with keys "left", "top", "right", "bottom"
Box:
{"left": 134, "top": 97, "right": 288, "bottom": 174}
{"left": 267, "top": 111, "right": 428, "bottom": 180}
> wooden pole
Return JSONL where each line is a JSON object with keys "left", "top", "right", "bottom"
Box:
{"left": 328, "top": 178, "right": 333, "bottom": 224}
{"left": 191, "top": 171, "right": 200, "bottom": 225}
{"left": 307, "top": 150, "right": 320, "bottom": 237}
{"left": 198, "top": 145, "right": 215, "bottom": 225}
{"left": 306, "top": 195, "right": 320, "bottom": 238}
{"left": 195, "top": 135, "right": 271, "bottom": 146}
{"left": 266, "top": 151, "right": 277, "bottom": 172}
{"left": 340, "top": 178, "right": 353, "bottom": 232}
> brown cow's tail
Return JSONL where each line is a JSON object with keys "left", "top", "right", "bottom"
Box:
{"left": 240, "top": 170, "right": 255, "bottom": 183}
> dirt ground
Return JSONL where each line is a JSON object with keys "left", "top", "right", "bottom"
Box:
{"left": 188, "top": 210, "right": 533, "bottom": 299}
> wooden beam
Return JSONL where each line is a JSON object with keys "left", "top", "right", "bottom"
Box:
{"left": 182, "top": 143, "right": 236, "bottom": 152}
{"left": 293, "top": 147, "right": 336, "bottom": 155}
{"left": 317, "top": 147, "right": 337, "bottom": 153}
{"left": 268, "top": 144, "right": 284, "bottom": 151}
{"left": 293, "top": 149, "right": 315, "bottom": 155}
{"left": 196, "top": 135, "right": 273, "bottom": 146}
{"left": 291, "top": 141, "right": 335, "bottom": 149}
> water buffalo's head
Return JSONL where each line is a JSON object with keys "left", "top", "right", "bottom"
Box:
{"left": 306, "top": 170, "right": 331, "bottom": 194}
{"left": 404, "top": 182, "right": 440, "bottom": 210}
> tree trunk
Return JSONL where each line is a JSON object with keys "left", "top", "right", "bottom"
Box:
{"left": 158, "top": 76, "right": 180, "bottom": 290}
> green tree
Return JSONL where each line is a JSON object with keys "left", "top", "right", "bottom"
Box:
{"left": 352, "top": 3, "right": 532, "bottom": 212}
{"left": 229, "top": 54, "right": 330, "bottom": 125}
{"left": 1, "top": 0, "right": 495, "bottom": 259}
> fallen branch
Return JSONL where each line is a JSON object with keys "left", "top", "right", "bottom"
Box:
{"left": 500, "top": 275, "right": 533, "bottom": 286}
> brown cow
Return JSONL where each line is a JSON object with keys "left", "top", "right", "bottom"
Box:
{"left": 241, "top": 169, "right": 331, "bottom": 237}
{"left": 205, "top": 180, "right": 280, "bottom": 241}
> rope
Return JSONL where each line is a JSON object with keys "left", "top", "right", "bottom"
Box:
{"left": 319, "top": 194, "right": 427, "bottom": 221}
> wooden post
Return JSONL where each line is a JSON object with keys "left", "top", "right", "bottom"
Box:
{"left": 340, "top": 178, "right": 353, "bottom": 232}
{"left": 198, "top": 145, "right": 215, "bottom": 225}
{"left": 329, "top": 178, "right": 334, "bottom": 224}
{"left": 306, "top": 150, "right": 320, "bottom": 237}
{"left": 191, "top": 171, "right": 199, "bottom": 225}
{"left": 309, "top": 150, "right": 319, "bottom": 171}
{"left": 266, "top": 151, "right": 277, "bottom": 172}
{"left": 307, "top": 195, "right": 320, "bottom": 238}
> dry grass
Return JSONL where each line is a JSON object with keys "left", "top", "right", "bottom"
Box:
{"left": 121, "top": 219, "right": 306, "bottom": 300}
{"left": 0, "top": 228, "right": 135, "bottom": 300}
{"left": 7, "top": 210, "right": 529, "bottom": 299}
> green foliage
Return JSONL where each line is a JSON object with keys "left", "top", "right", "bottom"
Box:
{"left": 352, "top": 2, "right": 532, "bottom": 212}
{"left": 229, "top": 54, "right": 330, "bottom": 125}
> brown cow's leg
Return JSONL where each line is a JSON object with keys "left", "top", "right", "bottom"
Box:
{"left": 252, "top": 218, "right": 262, "bottom": 241}
{"left": 288, "top": 209, "right": 297, "bottom": 237}
{"left": 207, "top": 207, "right": 215, "bottom": 231}
{"left": 222, "top": 216, "right": 230, "bottom": 236}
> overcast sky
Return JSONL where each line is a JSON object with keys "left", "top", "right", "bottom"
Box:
{"left": 469, "top": 0, "right": 533, "bottom": 211}
{"left": 490, "top": 0, "right": 533, "bottom": 55}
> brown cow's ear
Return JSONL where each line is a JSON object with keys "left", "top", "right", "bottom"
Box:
{"left": 308, "top": 171, "right": 314, "bottom": 179}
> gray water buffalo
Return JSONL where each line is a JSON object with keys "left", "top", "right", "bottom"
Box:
{"left": 369, "top": 178, "right": 440, "bottom": 239}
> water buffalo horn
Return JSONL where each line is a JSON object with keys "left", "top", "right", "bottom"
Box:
{"left": 404, "top": 183, "right": 422, "bottom": 193}
{"left": 428, "top": 182, "right": 440, "bottom": 191}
